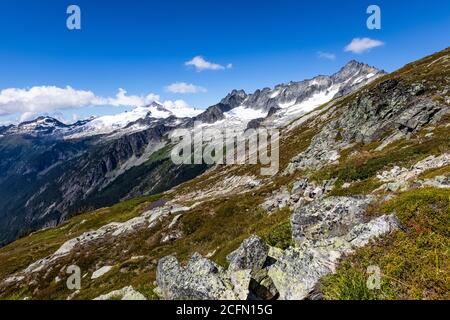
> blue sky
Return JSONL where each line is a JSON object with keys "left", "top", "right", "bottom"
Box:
{"left": 0, "top": 0, "right": 449, "bottom": 123}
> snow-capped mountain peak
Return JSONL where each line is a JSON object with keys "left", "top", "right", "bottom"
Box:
{"left": 220, "top": 60, "right": 386, "bottom": 128}
{"left": 4, "top": 116, "right": 69, "bottom": 136}
{"left": 65, "top": 101, "right": 202, "bottom": 139}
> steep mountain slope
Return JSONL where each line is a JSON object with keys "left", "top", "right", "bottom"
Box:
{"left": 0, "top": 48, "right": 448, "bottom": 300}
{"left": 0, "top": 60, "right": 382, "bottom": 246}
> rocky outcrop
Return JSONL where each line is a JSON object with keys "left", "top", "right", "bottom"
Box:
{"left": 375, "top": 153, "right": 450, "bottom": 191}
{"left": 155, "top": 235, "right": 278, "bottom": 300}
{"left": 226, "top": 236, "right": 276, "bottom": 300}
{"left": 287, "top": 75, "right": 450, "bottom": 173}
{"left": 292, "top": 178, "right": 336, "bottom": 202}
{"left": 268, "top": 195, "right": 398, "bottom": 300}
{"left": 419, "top": 175, "right": 450, "bottom": 189}
{"left": 177, "top": 175, "right": 262, "bottom": 204}
{"left": 261, "top": 178, "right": 335, "bottom": 213}
{"left": 156, "top": 253, "right": 237, "bottom": 300}
{"left": 265, "top": 195, "right": 398, "bottom": 300}
{"left": 227, "top": 236, "right": 269, "bottom": 273}
{"left": 261, "top": 187, "right": 291, "bottom": 212}
{"left": 291, "top": 196, "right": 374, "bottom": 243}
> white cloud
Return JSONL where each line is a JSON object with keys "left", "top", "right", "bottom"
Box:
{"left": 162, "top": 100, "right": 190, "bottom": 109}
{"left": 317, "top": 51, "right": 336, "bottom": 60}
{"left": 0, "top": 86, "right": 161, "bottom": 121}
{"left": 165, "top": 82, "right": 207, "bottom": 94}
{"left": 106, "top": 88, "right": 160, "bottom": 107}
{"left": 344, "top": 37, "right": 384, "bottom": 54}
{"left": 0, "top": 86, "right": 102, "bottom": 120}
{"left": 185, "top": 56, "right": 232, "bottom": 71}
{"left": 162, "top": 100, "right": 202, "bottom": 118}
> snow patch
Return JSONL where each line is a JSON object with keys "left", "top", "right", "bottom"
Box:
{"left": 279, "top": 100, "right": 297, "bottom": 109}
{"left": 224, "top": 106, "right": 267, "bottom": 121}
{"left": 270, "top": 90, "right": 280, "bottom": 98}
{"left": 286, "top": 86, "right": 340, "bottom": 115}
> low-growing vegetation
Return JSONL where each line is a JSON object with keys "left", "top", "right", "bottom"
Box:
{"left": 260, "top": 222, "right": 294, "bottom": 250}
{"left": 328, "top": 178, "right": 383, "bottom": 197}
{"left": 320, "top": 187, "right": 450, "bottom": 300}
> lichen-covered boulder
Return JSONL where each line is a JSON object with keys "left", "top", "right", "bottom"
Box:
{"left": 226, "top": 235, "right": 272, "bottom": 300}
{"left": 156, "top": 253, "right": 236, "bottom": 300}
{"left": 229, "top": 269, "right": 252, "bottom": 300}
{"left": 155, "top": 236, "right": 275, "bottom": 300}
{"left": 249, "top": 267, "right": 279, "bottom": 300}
{"left": 227, "top": 235, "right": 269, "bottom": 273}
{"left": 268, "top": 246, "right": 342, "bottom": 300}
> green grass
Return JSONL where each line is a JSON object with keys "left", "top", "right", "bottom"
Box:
{"left": 329, "top": 178, "right": 383, "bottom": 197}
{"left": 383, "top": 188, "right": 449, "bottom": 237}
{"left": 320, "top": 187, "right": 450, "bottom": 300}
{"left": 320, "top": 261, "right": 383, "bottom": 300}
{"left": 260, "top": 222, "right": 294, "bottom": 250}
{"left": 418, "top": 164, "right": 450, "bottom": 180}
{"left": 137, "top": 285, "right": 160, "bottom": 300}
